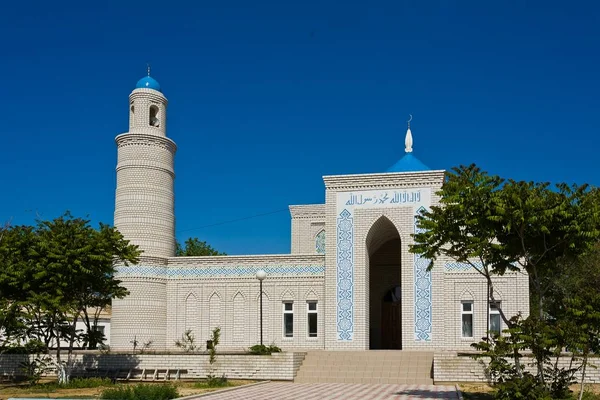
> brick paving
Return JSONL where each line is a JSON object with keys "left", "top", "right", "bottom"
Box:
{"left": 198, "top": 382, "right": 459, "bottom": 399}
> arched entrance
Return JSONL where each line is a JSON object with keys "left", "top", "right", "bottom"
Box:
{"left": 366, "top": 216, "right": 402, "bottom": 350}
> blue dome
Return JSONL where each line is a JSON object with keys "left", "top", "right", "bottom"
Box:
{"left": 135, "top": 76, "right": 161, "bottom": 92}
{"left": 387, "top": 153, "right": 430, "bottom": 173}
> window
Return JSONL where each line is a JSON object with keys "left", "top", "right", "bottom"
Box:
{"left": 149, "top": 105, "right": 160, "bottom": 127}
{"left": 94, "top": 325, "right": 105, "bottom": 336}
{"left": 461, "top": 302, "right": 473, "bottom": 338}
{"left": 307, "top": 301, "right": 318, "bottom": 338}
{"left": 489, "top": 302, "right": 501, "bottom": 335}
{"left": 283, "top": 302, "right": 293, "bottom": 338}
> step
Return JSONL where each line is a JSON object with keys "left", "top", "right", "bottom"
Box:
{"left": 293, "top": 350, "right": 434, "bottom": 384}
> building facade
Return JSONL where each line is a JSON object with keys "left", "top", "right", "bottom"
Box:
{"left": 110, "top": 74, "right": 530, "bottom": 352}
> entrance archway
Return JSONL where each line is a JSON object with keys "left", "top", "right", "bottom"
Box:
{"left": 366, "top": 216, "right": 402, "bottom": 350}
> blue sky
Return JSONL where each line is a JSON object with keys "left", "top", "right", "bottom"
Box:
{"left": 1, "top": 1, "right": 598, "bottom": 255}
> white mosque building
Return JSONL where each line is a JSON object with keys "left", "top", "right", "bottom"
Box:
{"left": 110, "top": 73, "right": 530, "bottom": 352}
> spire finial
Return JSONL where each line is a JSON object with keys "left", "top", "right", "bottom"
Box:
{"left": 147, "top": 63, "right": 151, "bottom": 77}
{"left": 405, "top": 114, "right": 413, "bottom": 153}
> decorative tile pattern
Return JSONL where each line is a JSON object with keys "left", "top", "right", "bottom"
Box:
{"left": 115, "top": 265, "right": 325, "bottom": 278}
{"left": 414, "top": 206, "right": 432, "bottom": 341}
{"left": 315, "top": 230, "right": 326, "bottom": 254}
{"left": 444, "top": 261, "right": 484, "bottom": 272}
{"left": 336, "top": 209, "right": 354, "bottom": 341}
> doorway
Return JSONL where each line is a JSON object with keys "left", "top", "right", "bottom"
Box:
{"left": 367, "top": 216, "right": 402, "bottom": 350}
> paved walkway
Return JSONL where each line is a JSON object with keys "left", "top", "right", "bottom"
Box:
{"left": 199, "top": 382, "right": 459, "bottom": 399}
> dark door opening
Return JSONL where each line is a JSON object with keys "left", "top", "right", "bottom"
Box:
{"left": 381, "top": 286, "right": 402, "bottom": 349}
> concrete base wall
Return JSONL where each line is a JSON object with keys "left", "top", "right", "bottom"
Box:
{"left": 434, "top": 351, "right": 600, "bottom": 384}
{"left": 0, "top": 352, "right": 306, "bottom": 381}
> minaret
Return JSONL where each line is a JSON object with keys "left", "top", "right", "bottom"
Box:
{"left": 111, "top": 69, "right": 176, "bottom": 350}
{"left": 114, "top": 68, "right": 177, "bottom": 258}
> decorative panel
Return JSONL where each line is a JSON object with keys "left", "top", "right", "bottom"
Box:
{"left": 335, "top": 188, "right": 431, "bottom": 341}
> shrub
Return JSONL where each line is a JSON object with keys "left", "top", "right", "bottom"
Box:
{"left": 248, "top": 344, "right": 282, "bottom": 355}
{"left": 100, "top": 383, "right": 179, "bottom": 400}
{"left": 19, "top": 355, "right": 52, "bottom": 385}
{"left": 494, "top": 372, "right": 553, "bottom": 400}
{"left": 195, "top": 374, "right": 229, "bottom": 388}
{"left": 175, "top": 329, "right": 197, "bottom": 352}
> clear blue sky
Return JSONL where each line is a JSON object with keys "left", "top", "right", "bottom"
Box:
{"left": 1, "top": 1, "right": 598, "bottom": 255}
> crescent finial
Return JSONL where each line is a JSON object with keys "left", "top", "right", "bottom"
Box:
{"left": 407, "top": 114, "right": 413, "bottom": 128}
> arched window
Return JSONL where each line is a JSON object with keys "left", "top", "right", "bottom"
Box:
{"left": 315, "top": 230, "right": 325, "bottom": 254}
{"left": 149, "top": 105, "right": 160, "bottom": 127}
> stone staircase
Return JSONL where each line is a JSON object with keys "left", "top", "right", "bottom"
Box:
{"left": 294, "top": 351, "right": 434, "bottom": 384}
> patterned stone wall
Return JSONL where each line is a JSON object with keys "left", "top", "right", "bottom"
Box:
{"left": 323, "top": 171, "right": 446, "bottom": 350}
{"left": 434, "top": 352, "right": 600, "bottom": 383}
{"left": 289, "top": 204, "right": 326, "bottom": 254}
{"left": 0, "top": 352, "right": 306, "bottom": 381}
{"left": 114, "top": 255, "right": 325, "bottom": 351}
{"left": 115, "top": 87, "right": 177, "bottom": 259}
{"left": 442, "top": 268, "right": 530, "bottom": 348}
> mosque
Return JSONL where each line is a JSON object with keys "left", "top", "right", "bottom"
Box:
{"left": 110, "top": 73, "right": 530, "bottom": 352}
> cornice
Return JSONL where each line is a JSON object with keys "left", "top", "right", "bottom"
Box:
{"left": 323, "top": 170, "right": 445, "bottom": 190}
{"left": 115, "top": 132, "right": 177, "bottom": 153}
{"left": 289, "top": 204, "right": 326, "bottom": 219}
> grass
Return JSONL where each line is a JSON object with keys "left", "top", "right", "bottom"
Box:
{"left": 0, "top": 379, "right": 253, "bottom": 398}
{"left": 100, "top": 383, "right": 178, "bottom": 400}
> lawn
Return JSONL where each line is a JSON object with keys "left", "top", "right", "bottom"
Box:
{"left": 0, "top": 379, "right": 254, "bottom": 399}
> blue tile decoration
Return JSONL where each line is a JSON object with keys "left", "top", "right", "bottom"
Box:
{"left": 116, "top": 265, "right": 325, "bottom": 278}
{"left": 336, "top": 209, "right": 354, "bottom": 341}
{"left": 414, "top": 206, "right": 432, "bottom": 341}
{"left": 316, "top": 230, "right": 326, "bottom": 254}
{"left": 444, "top": 261, "right": 484, "bottom": 272}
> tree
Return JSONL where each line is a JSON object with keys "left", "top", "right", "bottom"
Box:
{"left": 176, "top": 237, "right": 226, "bottom": 256}
{"left": 0, "top": 213, "right": 140, "bottom": 384}
{"left": 547, "top": 244, "right": 600, "bottom": 400}
{"left": 410, "top": 164, "right": 600, "bottom": 386}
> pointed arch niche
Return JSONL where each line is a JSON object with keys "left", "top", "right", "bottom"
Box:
{"left": 208, "top": 292, "right": 222, "bottom": 335}
{"left": 184, "top": 293, "right": 200, "bottom": 339}
{"left": 233, "top": 292, "right": 247, "bottom": 344}
{"left": 365, "top": 216, "right": 402, "bottom": 350}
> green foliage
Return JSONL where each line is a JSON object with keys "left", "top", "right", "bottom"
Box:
{"left": 18, "top": 354, "right": 52, "bottom": 386}
{"left": 100, "top": 383, "right": 179, "bottom": 400}
{"left": 202, "top": 374, "right": 229, "bottom": 387}
{"left": 412, "top": 164, "right": 600, "bottom": 398}
{"left": 208, "top": 327, "right": 220, "bottom": 365}
{"left": 248, "top": 344, "right": 282, "bottom": 355}
{"left": 176, "top": 237, "right": 226, "bottom": 256}
{"left": 0, "top": 212, "right": 141, "bottom": 383}
{"left": 1, "top": 339, "right": 48, "bottom": 354}
{"left": 494, "top": 372, "right": 553, "bottom": 400}
{"left": 175, "top": 329, "right": 197, "bottom": 352}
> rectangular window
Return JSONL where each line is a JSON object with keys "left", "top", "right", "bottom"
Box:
{"left": 489, "top": 302, "right": 501, "bottom": 335}
{"left": 283, "top": 302, "right": 294, "bottom": 338}
{"left": 94, "top": 325, "right": 105, "bottom": 336}
{"left": 461, "top": 301, "right": 473, "bottom": 338}
{"left": 307, "top": 301, "right": 318, "bottom": 338}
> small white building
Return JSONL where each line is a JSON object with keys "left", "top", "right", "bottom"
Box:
{"left": 110, "top": 73, "right": 529, "bottom": 352}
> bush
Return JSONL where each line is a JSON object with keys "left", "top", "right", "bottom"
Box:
{"left": 100, "top": 383, "right": 179, "bottom": 400}
{"left": 248, "top": 344, "right": 282, "bottom": 355}
{"left": 494, "top": 373, "right": 553, "bottom": 400}
{"left": 194, "top": 374, "right": 229, "bottom": 388}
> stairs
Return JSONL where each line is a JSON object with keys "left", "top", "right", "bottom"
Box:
{"left": 294, "top": 351, "right": 433, "bottom": 384}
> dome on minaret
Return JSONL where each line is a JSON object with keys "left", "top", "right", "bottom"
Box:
{"left": 135, "top": 75, "right": 161, "bottom": 92}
